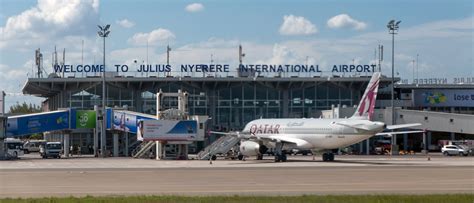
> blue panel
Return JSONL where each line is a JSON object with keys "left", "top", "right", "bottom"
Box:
{"left": 70, "top": 109, "right": 77, "bottom": 129}
{"left": 106, "top": 108, "right": 112, "bottom": 129}
{"left": 112, "top": 111, "right": 154, "bottom": 134}
{"left": 167, "top": 120, "right": 197, "bottom": 134}
{"left": 6, "top": 111, "right": 69, "bottom": 137}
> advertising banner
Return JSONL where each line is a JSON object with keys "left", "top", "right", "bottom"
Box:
{"left": 6, "top": 110, "right": 69, "bottom": 136}
{"left": 413, "top": 89, "right": 474, "bottom": 107}
{"left": 139, "top": 120, "right": 197, "bottom": 141}
{"left": 106, "top": 108, "right": 112, "bottom": 129}
{"left": 112, "top": 110, "right": 154, "bottom": 134}
{"left": 75, "top": 110, "right": 96, "bottom": 129}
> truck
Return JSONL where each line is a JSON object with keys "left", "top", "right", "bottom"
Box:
{"left": 40, "top": 142, "right": 62, "bottom": 159}
{"left": 23, "top": 140, "right": 46, "bottom": 154}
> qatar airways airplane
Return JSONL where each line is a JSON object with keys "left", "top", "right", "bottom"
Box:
{"left": 212, "top": 72, "right": 422, "bottom": 162}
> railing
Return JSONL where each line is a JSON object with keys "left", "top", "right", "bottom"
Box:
{"left": 132, "top": 141, "right": 156, "bottom": 158}
{"left": 196, "top": 135, "right": 240, "bottom": 160}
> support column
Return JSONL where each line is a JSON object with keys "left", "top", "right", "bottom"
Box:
{"left": 450, "top": 132, "right": 455, "bottom": 141}
{"left": 64, "top": 133, "right": 70, "bottom": 158}
{"left": 427, "top": 131, "right": 432, "bottom": 151}
{"left": 93, "top": 129, "right": 99, "bottom": 157}
{"left": 208, "top": 90, "right": 217, "bottom": 130}
{"left": 359, "top": 141, "right": 363, "bottom": 154}
{"left": 125, "top": 132, "right": 129, "bottom": 157}
{"left": 113, "top": 132, "right": 119, "bottom": 157}
{"left": 100, "top": 120, "right": 106, "bottom": 157}
{"left": 0, "top": 116, "right": 5, "bottom": 159}
{"left": 366, "top": 139, "right": 370, "bottom": 155}
{"left": 183, "top": 144, "right": 188, "bottom": 160}
{"left": 86, "top": 131, "right": 91, "bottom": 153}
{"left": 177, "top": 144, "right": 182, "bottom": 160}
{"left": 403, "top": 133, "right": 408, "bottom": 151}
{"left": 282, "top": 89, "right": 289, "bottom": 117}
{"left": 94, "top": 105, "right": 99, "bottom": 157}
{"left": 156, "top": 141, "right": 162, "bottom": 160}
{"left": 422, "top": 131, "right": 427, "bottom": 154}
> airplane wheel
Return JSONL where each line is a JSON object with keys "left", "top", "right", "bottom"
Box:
{"left": 238, "top": 154, "right": 244, "bottom": 160}
{"left": 328, "top": 153, "right": 335, "bottom": 161}
{"left": 274, "top": 155, "right": 281, "bottom": 162}
{"left": 322, "top": 153, "right": 328, "bottom": 161}
{"left": 281, "top": 154, "right": 287, "bottom": 162}
{"left": 256, "top": 154, "right": 263, "bottom": 160}
{"left": 211, "top": 155, "right": 217, "bottom": 160}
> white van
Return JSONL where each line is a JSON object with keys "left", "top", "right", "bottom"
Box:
{"left": 40, "top": 142, "right": 62, "bottom": 159}
{"left": 5, "top": 138, "right": 24, "bottom": 158}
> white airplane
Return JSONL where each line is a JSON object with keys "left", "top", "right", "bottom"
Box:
{"left": 212, "top": 72, "right": 422, "bottom": 162}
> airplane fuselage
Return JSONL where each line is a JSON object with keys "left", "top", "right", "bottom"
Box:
{"left": 242, "top": 118, "right": 385, "bottom": 150}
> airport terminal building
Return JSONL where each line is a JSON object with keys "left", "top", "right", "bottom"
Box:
{"left": 17, "top": 65, "right": 474, "bottom": 156}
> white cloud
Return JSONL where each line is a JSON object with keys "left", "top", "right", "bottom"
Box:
{"left": 327, "top": 14, "right": 367, "bottom": 30}
{"left": 279, "top": 15, "right": 317, "bottom": 36}
{"left": 0, "top": 0, "right": 100, "bottom": 50}
{"left": 116, "top": 19, "right": 135, "bottom": 28}
{"left": 128, "top": 28, "right": 176, "bottom": 46}
{"left": 185, "top": 3, "right": 204, "bottom": 13}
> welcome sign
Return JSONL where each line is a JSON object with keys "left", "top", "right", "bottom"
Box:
{"left": 53, "top": 63, "right": 378, "bottom": 74}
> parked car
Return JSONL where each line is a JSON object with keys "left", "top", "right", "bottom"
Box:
{"left": 441, "top": 145, "right": 469, "bottom": 156}
{"left": 40, "top": 142, "right": 62, "bottom": 159}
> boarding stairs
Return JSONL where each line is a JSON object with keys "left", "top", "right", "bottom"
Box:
{"left": 196, "top": 134, "right": 240, "bottom": 160}
{"left": 132, "top": 141, "right": 156, "bottom": 158}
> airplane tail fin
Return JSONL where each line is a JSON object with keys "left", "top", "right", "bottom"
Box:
{"left": 351, "top": 72, "right": 381, "bottom": 120}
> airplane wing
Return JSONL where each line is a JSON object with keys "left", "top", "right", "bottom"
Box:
{"left": 209, "top": 131, "right": 251, "bottom": 138}
{"left": 386, "top": 123, "right": 421, "bottom": 130}
{"left": 266, "top": 135, "right": 313, "bottom": 148}
{"left": 211, "top": 131, "right": 313, "bottom": 148}
{"left": 376, "top": 130, "right": 425, "bottom": 137}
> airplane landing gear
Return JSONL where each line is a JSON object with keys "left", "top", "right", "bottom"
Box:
{"left": 322, "top": 152, "right": 335, "bottom": 162}
{"left": 274, "top": 153, "right": 287, "bottom": 162}
{"left": 274, "top": 142, "right": 287, "bottom": 162}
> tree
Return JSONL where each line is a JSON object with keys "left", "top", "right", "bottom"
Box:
{"left": 8, "top": 102, "right": 41, "bottom": 114}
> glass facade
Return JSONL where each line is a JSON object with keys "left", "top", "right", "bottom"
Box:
{"left": 60, "top": 80, "right": 359, "bottom": 131}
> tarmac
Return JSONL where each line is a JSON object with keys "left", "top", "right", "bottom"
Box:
{"left": 0, "top": 154, "right": 473, "bottom": 197}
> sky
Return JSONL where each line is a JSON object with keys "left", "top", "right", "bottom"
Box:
{"left": 0, "top": 0, "right": 473, "bottom": 110}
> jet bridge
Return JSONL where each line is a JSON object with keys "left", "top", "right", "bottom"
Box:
{"left": 2, "top": 89, "right": 208, "bottom": 160}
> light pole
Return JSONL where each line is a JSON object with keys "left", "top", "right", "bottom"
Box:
{"left": 387, "top": 19, "right": 400, "bottom": 154}
{"left": 98, "top": 24, "right": 110, "bottom": 158}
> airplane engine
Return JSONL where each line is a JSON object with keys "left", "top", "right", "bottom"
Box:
{"left": 239, "top": 141, "right": 268, "bottom": 156}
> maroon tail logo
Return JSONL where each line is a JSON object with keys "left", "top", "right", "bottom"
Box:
{"left": 358, "top": 79, "right": 379, "bottom": 120}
